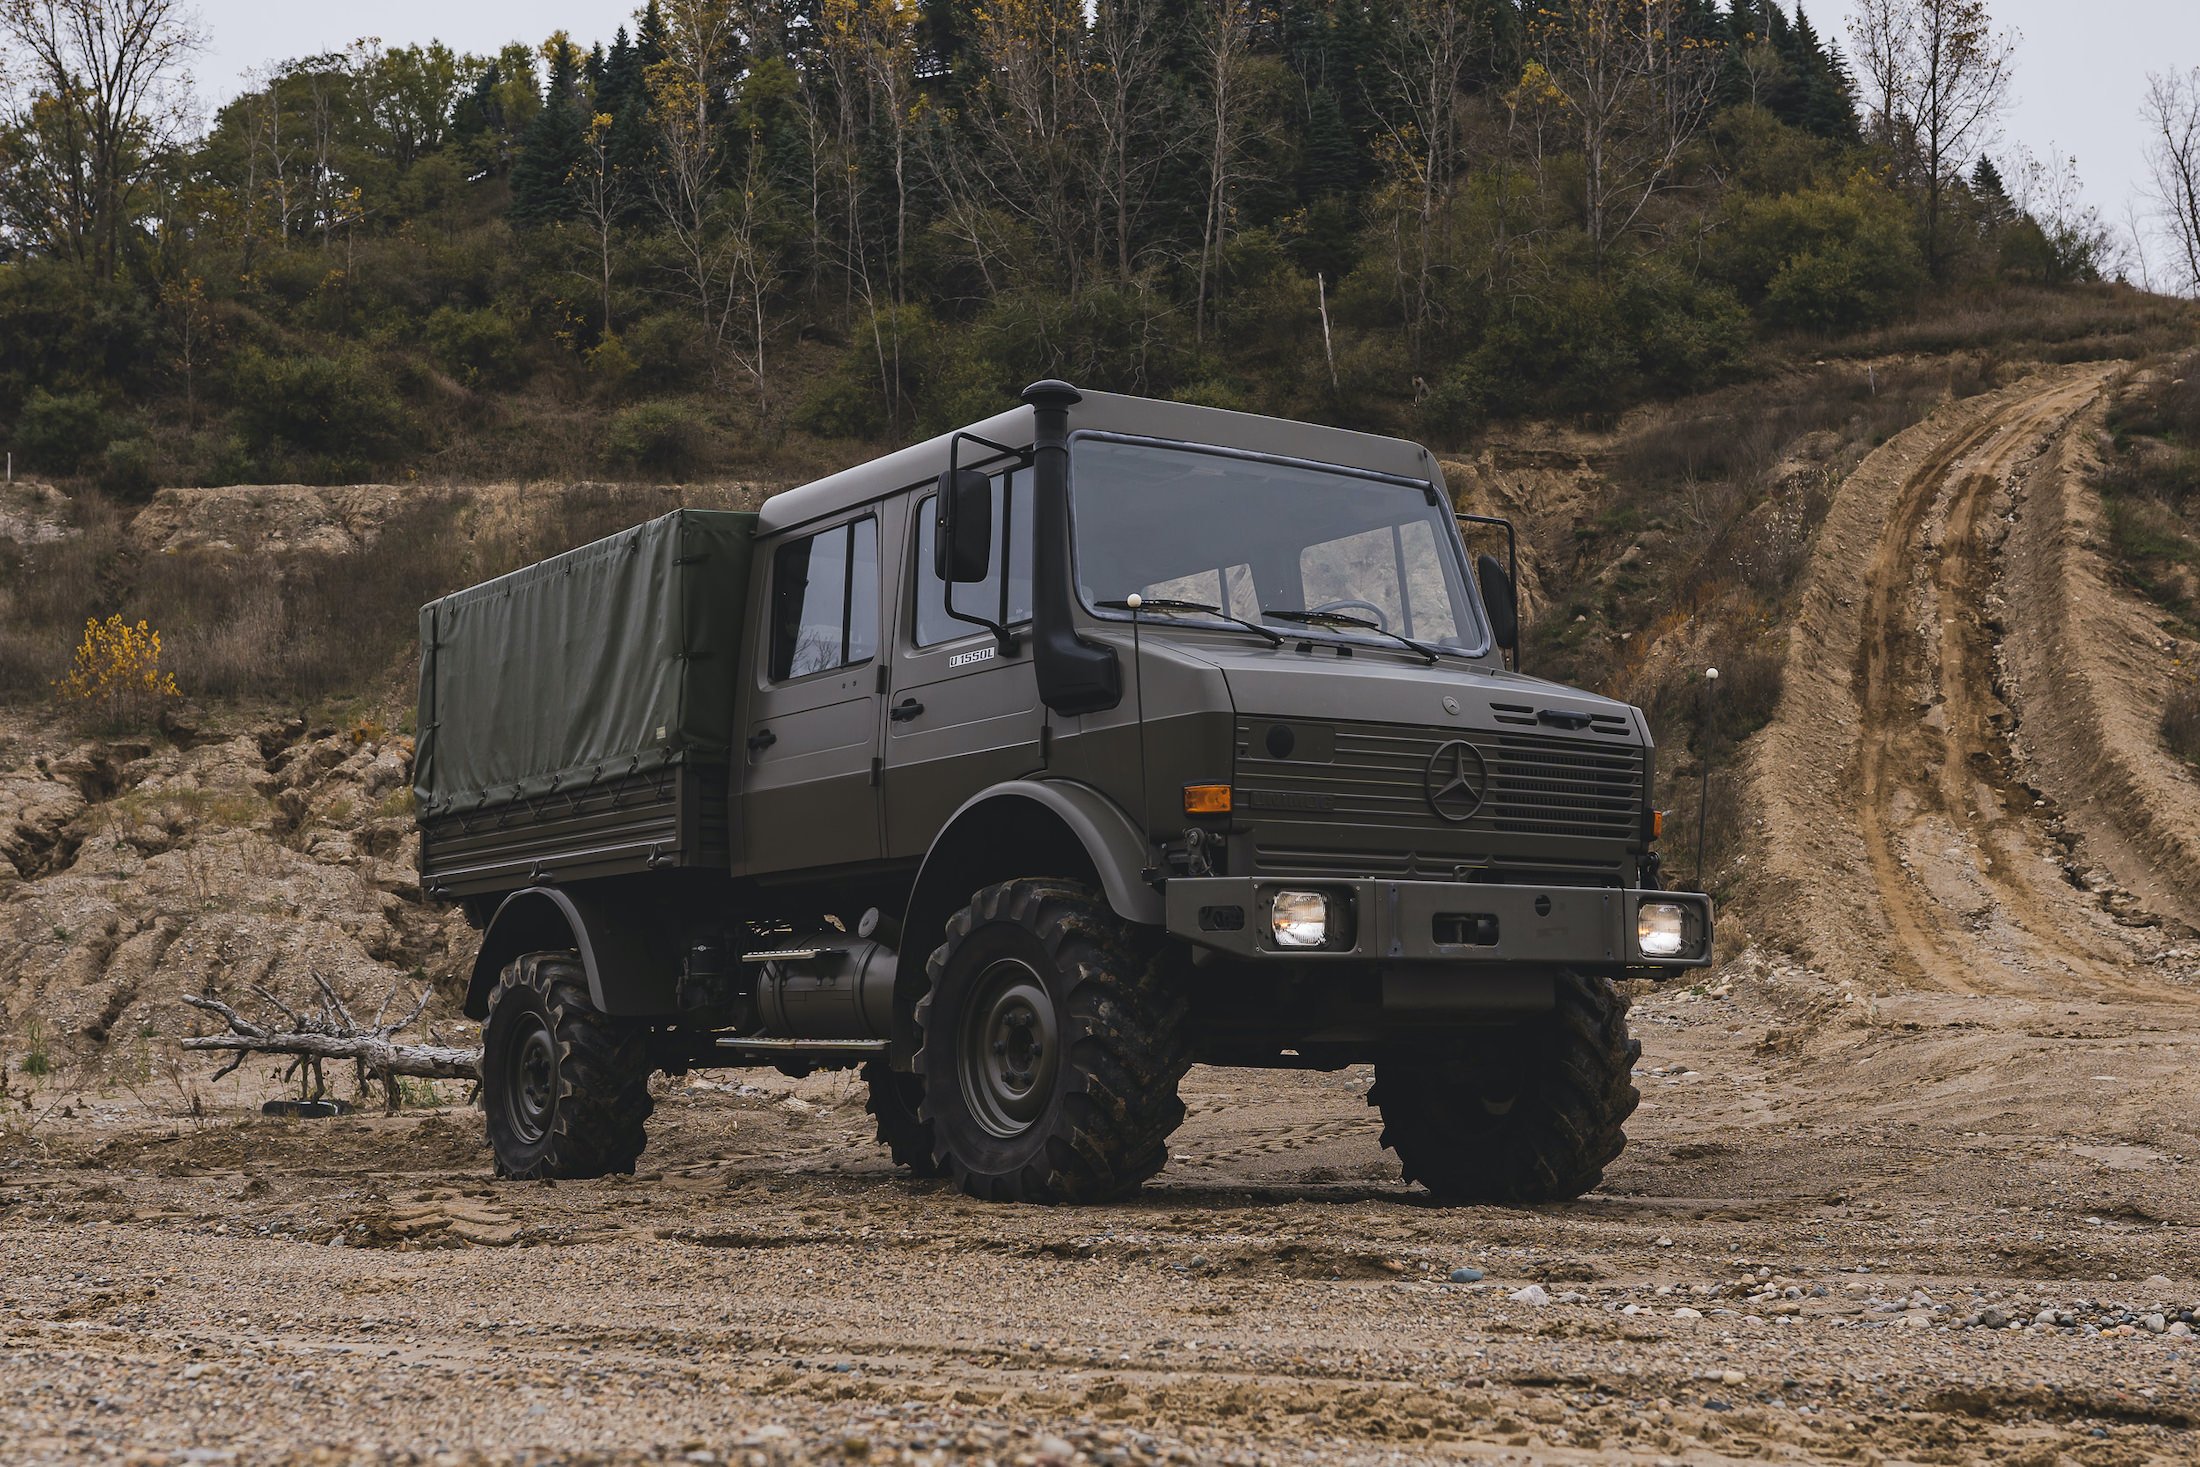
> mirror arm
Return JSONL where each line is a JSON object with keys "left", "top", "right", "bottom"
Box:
{"left": 944, "top": 430, "right": 1031, "bottom": 653}
{"left": 1456, "top": 510, "right": 1522, "bottom": 673}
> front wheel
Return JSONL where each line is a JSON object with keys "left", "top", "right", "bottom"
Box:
{"left": 1370, "top": 970, "right": 1641, "bottom": 1203}
{"left": 481, "top": 950, "right": 654, "bottom": 1179}
{"left": 915, "top": 879, "right": 1189, "bottom": 1203}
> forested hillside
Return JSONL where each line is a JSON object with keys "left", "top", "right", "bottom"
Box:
{"left": 0, "top": 0, "right": 2139, "bottom": 490}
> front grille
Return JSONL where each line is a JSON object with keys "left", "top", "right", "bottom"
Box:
{"left": 1234, "top": 716, "right": 1643, "bottom": 877}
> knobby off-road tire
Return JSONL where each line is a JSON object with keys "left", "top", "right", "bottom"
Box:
{"left": 915, "top": 879, "right": 1190, "bottom": 1203}
{"left": 481, "top": 950, "right": 654, "bottom": 1180}
{"left": 1370, "top": 969, "right": 1640, "bottom": 1204}
{"left": 862, "top": 1059, "right": 946, "bottom": 1177}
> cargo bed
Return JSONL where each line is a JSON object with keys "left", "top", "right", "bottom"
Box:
{"left": 414, "top": 509, "right": 756, "bottom": 899}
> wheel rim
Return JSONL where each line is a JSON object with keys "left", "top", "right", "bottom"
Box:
{"left": 504, "top": 1011, "right": 558, "bottom": 1145}
{"left": 957, "top": 956, "right": 1060, "bottom": 1139}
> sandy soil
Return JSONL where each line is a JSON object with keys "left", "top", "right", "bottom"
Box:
{"left": 8, "top": 365, "right": 2200, "bottom": 1465}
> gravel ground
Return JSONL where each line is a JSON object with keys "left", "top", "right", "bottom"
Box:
{"left": 6, "top": 965, "right": 2200, "bottom": 1467}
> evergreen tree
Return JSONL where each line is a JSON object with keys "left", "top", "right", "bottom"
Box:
{"left": 508, "top": 42, "right": 588, "bottom": 226}
{"left": 1300, "top": 84, "right": 1360, "bottom": 199}
{"left": 635, "top": 0, "right": 668, "bottom": 67}
{"left": 1789, "top": 7, "right": 1859, "bottom": 143}
{"left": 1972, "top": 155, "right": 2013, "bottom": 226}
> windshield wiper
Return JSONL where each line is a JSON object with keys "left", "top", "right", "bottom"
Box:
{"left": 1264, "top": 608, "right": 1440, "bottom": 665}
{"left": 1096, "top": 596, "right": 1284, "bottom": 647}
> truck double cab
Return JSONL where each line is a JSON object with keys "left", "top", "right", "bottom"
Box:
{"left": 415, "top": 382, "right": 1711, "bottom": 1204}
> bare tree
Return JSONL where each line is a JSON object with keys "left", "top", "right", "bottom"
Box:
{"left": 0, "top": 0, "right": 201, "bottom": 277}
{"left": 957, "top": 0, "right": 1095, "bottom": 294}
{"left": 570, "top": 111, "right": 620, "bottom": 341}
{"left": 1374, "top": 0, "right": 1480, "bottom": 359}
{"left": 646, "top": 0, "right": 771, "bottom": 395}
{"left": 1530, "top": 0, "right": 1723, "bottom": 268}
{"left": 1194, "top": 0, "right": 1263, "bottom": 345}
{"left": 1848, "top": 0, "right": 2015, "bottom": 275}
{"left": 1083, "top": 0, "right": 1172, "bottom": 285}
{"left": 2143, "top": 67, "right": 2200, "bottom": 296}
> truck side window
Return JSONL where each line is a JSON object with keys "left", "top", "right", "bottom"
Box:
{"left": 770, "top": 517, "right": 879, "bottom": 680}
{"left": 913, "top": 472, "right": 1034, "bottom": 647}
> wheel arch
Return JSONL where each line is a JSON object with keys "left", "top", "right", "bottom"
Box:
{"left": 890, "top": 780, "right": 1159, "bottom": 1059}
{"left": 463, "top": 886, "right": 668, "bottom": 1019}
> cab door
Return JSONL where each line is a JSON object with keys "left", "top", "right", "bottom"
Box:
{"left": 741, "top": 510, "right": 887, "bottom": 875}
{"left": 882, "top": 469, "right": 1043, "bottom": 858}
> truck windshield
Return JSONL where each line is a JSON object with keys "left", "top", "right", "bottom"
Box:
{"left": 1069, "top": 435, "right": 1486, "bottom": 655}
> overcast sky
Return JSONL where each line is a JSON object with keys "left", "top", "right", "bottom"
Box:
{"left": 185, "top": 0, "right": 2200, "bottom": 231}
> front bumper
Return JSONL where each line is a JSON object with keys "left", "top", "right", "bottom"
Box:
{"left": 1163, "top": 877, "right": 1713, "bottom": 971}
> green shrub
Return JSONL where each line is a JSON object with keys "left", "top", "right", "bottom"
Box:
{"left": 1717, "top": 182, "right": 1925, "bottom": 333}
{"left": 98, "top": 438, "right": 157, "bottom": 499}
{"left": 605, "top": 401, "right": 706, "bottom": 474}
{"left": 424, "top": 305, "right": 524, "bottom": 387}
{"left": 795, "top": 305, "right": 943, "bottom": 440}
{"left": 12, "top": 389, "right": 110, "bottom": 473}
{"left": 622, "top": 312, "right": 706, "bottom": 391}
{"left": 227, "top": 347, "right": 412, "bottom": 472}
{"left": 1441, "top": 257, "right": 1748, "bottom": 423}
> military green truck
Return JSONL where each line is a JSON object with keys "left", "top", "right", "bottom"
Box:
{"left": 415, "top": 381, "right": 1711, "bottom": 1204}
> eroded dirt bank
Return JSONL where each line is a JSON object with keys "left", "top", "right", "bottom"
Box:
{"left": 8, "top": 367, "right": 2200, "bottom": 1463}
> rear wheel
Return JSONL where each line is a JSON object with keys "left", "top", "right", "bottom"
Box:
{"left": 1370, "top": 970, "right": 1640, "bottom": 1203}
{"left": 915, "top": 879, "right": 1189, "bottom": 1203}
{"left": 481, "top": 950, "right": 654, "bottom": 1179}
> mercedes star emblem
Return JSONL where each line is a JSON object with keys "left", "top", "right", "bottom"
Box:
{"left": 1422, "top": 739, "right": 1489, "bottom": 823}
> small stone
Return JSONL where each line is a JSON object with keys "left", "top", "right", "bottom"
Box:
{"left": 2036, "top": 1307, "right": 2059, "bottom": 1325}
{"left": 1038, "top": 1435, "right": 1075, "bottom": 1460}
{"left": 1449, "top": 1266, "right": 1484, "bottom": 1284}
{"left": 2145, "top": 1314, "right": 2169, "bottom": 1334}
{"left": 1655, "top": 1236, "right": 1674, "bottom": 1248}
{"left": 1673, "top": 1307, "right": 1703, "bottom": 1319}
{"left": 2171, "top": 1322, "right": 2192, "bottom": 1337}
{"left": 1720, "top": 1369, "right": 1745, "bottom": 1386}
{"left": 1980, "top": 1308, "right": 2009, "bottom": 1330}
{"left": 1510, "top": 1284, "right": 1551, "bottom": 1306}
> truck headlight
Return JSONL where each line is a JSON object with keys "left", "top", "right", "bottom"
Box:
{"left": 1270, "top": 890, "right": 1330, "bottom": 948}
{"left": 1637, "top": 900, "right": 1690, "bottom": 958}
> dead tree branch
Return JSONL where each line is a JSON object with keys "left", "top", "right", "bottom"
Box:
{"left": 182, "top": 978, "right": 480, "bottom": 1100}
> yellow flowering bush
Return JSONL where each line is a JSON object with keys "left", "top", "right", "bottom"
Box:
{"left": 55, "top": 615, "right": 181, "bottom": 729}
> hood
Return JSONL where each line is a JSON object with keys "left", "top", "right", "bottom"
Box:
{"left": 1171, "top": 636, "right": 1646, "bottom": 746}
{"left": 1147, "top": 633, "right": 1653, "bottom": 882}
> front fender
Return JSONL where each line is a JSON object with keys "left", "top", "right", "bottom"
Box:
{"left": 924, "top": 778, "right": 1161, "bottom": 927}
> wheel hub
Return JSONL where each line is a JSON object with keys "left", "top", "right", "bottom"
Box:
{"left": 959, "top": 958, "right": 1060, "bottom": 1139}
{"left": 506, "top": 1012, "right": 558, "bottom": 1144}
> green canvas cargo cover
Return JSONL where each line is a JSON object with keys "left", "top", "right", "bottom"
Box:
{"left": 413, "top": 509, "right": 758, "bottom": 816}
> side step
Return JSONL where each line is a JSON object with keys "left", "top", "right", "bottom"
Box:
{"left": 712, "top": 1036, "right": 888, "bottom": 1060}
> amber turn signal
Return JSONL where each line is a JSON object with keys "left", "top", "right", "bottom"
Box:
{"left": 1650, "top": 809, "right": 1665, "bottom": 839}
{"left": 1184, "top": 783, "right": 1232, "bottom": 814}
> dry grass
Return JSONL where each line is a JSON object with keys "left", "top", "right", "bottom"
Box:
{"left": 0, "top": 480, "right": 781, "bottom": 718}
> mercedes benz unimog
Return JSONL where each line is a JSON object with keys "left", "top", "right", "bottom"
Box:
{"left": 414, "top": 382, "right": 1712, "bottom": 1204}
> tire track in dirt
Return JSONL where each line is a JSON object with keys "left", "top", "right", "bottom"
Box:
{"left": 1752, "top": 365, "right": 2185, "bottom": 1000}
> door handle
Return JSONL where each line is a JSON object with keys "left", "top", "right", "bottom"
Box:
{"left": 746, "top": 729, "right": 777, "bottom": 753}
{"left": 889, "top": 698, "right": 925, "bottom": 723}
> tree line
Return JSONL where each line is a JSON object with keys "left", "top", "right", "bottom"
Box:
{"left": 0, "top": 0, "right": 2133, "bottom": 488}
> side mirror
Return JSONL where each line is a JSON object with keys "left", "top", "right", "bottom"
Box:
{"left": 1476, "top": 553, "right": 1518, "bottom": 651}
{"left": 934, "top": 468, "right": 992, "bottom": 583}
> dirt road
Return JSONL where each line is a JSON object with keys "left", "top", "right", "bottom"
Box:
{"left": 8, "top": 366, "right": 2200, "bottom": 1465}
